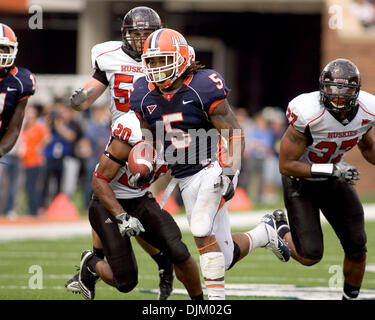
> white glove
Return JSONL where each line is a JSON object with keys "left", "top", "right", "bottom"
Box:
{"left": 215, "top": 174, "right": 235, "bottom": 201}
{"left": 116, "top": 213, "right": 145, "bottom": 237}
{"left": 333, "top": 162, "right": 360, "bottom": 183}
{"left": 70, "top": 87, "right": 94, "bottom": 107}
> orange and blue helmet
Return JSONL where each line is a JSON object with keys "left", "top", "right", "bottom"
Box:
{"left": 142, "top": 28, "right": 190, "bottom": 89}
{"left": 0, "top": 23, "right": 18, "bottom": 68}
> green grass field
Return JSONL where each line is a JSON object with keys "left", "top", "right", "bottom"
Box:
{"left": 0, "top": 221, "right": 374, "bottom": 300}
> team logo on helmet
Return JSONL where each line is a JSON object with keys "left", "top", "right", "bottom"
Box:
{"left": 142, "top": 28, "right": 190, "bottom": 89}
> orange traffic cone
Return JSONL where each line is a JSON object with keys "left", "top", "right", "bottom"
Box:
{"left": 156, "top": 191, "right": 180, "bottom": 215}
{"left": 229, "top": 187, "right": 252, "bottom": 211}
{"left": 45, "top": 193, "right": 80, "bottom": 221}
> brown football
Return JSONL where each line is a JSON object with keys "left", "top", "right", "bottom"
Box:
{"left": 128, "top": 141, "right": 155, "bottom": 177}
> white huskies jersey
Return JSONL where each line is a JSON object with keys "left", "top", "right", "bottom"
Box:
{"left": 286, "top": 90, "right": 375, "bottom": 164}
{"left": 107, "top": 111, "right": 167, "bottom": 199}
{"left": 91, "top": 41, "right": 145, "bottom": 124}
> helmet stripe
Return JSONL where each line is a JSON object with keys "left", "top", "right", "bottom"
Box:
{"left": 0, "top": 24, "right": 4, "bottom": 38}
{"left": 4, "top": 26, "right": 15, "bottom": 41}
{"left": 149, "top": 28, "right": 164, "bottom": 49}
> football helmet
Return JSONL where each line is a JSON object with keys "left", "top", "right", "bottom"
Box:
{"left": 142, "top": 28, "right": 190, "bottom": 89}
{"left": 121, "top": 6, "right": 162, "bottom": 61}
{"left": 319, "top": 58, "right": 361, "bottom": 113}
{"left": 0, "top": 23, "right": 18, "bottom": 68}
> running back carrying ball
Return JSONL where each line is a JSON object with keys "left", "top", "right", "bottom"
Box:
{"left": 128, "top": 141, "right": 155, "bottom": 179}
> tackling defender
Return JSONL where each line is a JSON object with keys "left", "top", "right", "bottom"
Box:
{"left": 75, "top": 109, "right": 203, "bottom": 300}
{"left": 65, "top": 7, "right": 174, "bottom": 299}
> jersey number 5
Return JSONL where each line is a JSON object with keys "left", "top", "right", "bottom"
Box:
{"left": 208, "top": 73, "right": 224, "bottom": 90}
{"left": 162, "top": 113, "right": 192, "bottom": 149}
{"left": 114, "top": 74, "right": 133, "bottom": 112}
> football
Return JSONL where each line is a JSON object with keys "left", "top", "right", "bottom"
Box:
{"left": 128, "top": 141, "right": 156, "bottom": 177}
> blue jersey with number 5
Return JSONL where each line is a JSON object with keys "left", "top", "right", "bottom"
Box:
{"left": 0, "top": 66, "right": 36, "bottom": 140}
{"left": 130, "top": 69, "right": 229, "bottom": 178}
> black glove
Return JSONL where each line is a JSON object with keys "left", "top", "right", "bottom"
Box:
{"left": 128, "top": 171, "right": 154, "bottom": 189}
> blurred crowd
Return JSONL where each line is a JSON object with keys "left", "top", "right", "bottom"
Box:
{"left": 236, "top": 107, "right": 287, "bottom": 205}
{"left": 0, "top": 100, "right": 111, "bottom": 218}
{"left": 350, "top": 0, "right": 375, "bottom": 29}
{"left": 0, "top": 102, "right": 287, "bottom": 218}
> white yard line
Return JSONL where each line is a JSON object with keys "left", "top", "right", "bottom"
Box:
{"left": 1, "top": 204, "right": 375, "bottom": 241}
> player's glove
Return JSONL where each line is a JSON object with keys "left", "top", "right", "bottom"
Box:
{"left": 215, "top": 167, "right": 238, "bottom": 202}
{"left": 70, "top": 87, "right": 94, "bottom": 108}
{"left": 128, "top": 172, "right": 154, "bottom": 189}
{"left": 116, "top": 212, "right": 145, "bottom": 237}
{"left": 332, "top": 162, "right": 360, "bottom": 183}
{"left": 311, "top": 162, "right": 360, "bottom": 183}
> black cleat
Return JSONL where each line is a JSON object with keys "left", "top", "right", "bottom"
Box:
{"left": 158, "top": 268, "right": 174, "bottom": 300}
{"left": 78, "top": 250, "right": 99, "bottom": 300}
{"left": 65, "top": 273, "right": 80, "bottom": 294}
{"left": 272, "top": 209, "right": 290, "bottom": 236}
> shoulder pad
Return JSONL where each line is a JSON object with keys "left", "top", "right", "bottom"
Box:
{"left": 286, "top": 92, "right": 323, "bottom": 133}
{"left": 91, "top": 41, "right": 123, "bottom": 70}
{"left": 188, "top": 69, "right": 229, "bottom": 115}
{"left": 111, "top": 111, "right": 143, "bottom": 146}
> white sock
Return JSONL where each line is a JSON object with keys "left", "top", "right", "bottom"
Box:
{"left": 244, "top": 223, "right": 268, "bottom": 253}
{"left": 205, "top": 280, "right": 225, "bottom": 300}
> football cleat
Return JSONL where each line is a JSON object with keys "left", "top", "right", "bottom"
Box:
{"left": 272, "top": 209, "right": 290, "bottom": 235}
{"left": 65, "top": 273, "right": 80, "bottom": 294}
{"left": 261, "top": 214, "right": 290, "bottom": 262}
{"left": 78, "top": 250, "right": 99, "bottom": 300}
{"left": 158, "top": 268, "right": 174, "bottom": 300}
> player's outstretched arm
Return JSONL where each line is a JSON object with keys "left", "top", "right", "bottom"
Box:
{"left": 70, "top": 78, "right": 107, "bottom": 111}
{"left": 358, "top": 129, "right": 375, "bottom": 165}
{"left": 0, "top": 99, "right": 27, "bottom": 158}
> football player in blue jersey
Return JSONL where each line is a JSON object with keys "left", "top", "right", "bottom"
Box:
{"left": 130, "top": 28, "right": 290, "bottom": 300}
{"left": 0, "top": 23, "right": 35, "bottom": 158}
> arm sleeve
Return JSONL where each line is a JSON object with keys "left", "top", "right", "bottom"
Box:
{"left": 18, "top": 69, "right": 36, "bottom": 101}
{"left": 286, "top": 100, "right": 307, "bottom": 134}
{"left": 92, "top": 62, "right": 109, "bottom": 86}
{"left": 196, "top": 70, "right": 229, "bottom": 116}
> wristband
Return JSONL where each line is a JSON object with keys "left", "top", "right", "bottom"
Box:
{"left": 310, "top": 163, "right": 334, "bottom": 177}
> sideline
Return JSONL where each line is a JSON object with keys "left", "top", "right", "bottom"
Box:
{"left": 1, "top": 204, "right": 375, "bottom": 241}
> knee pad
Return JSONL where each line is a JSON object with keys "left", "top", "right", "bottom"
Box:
{"left": 116, "top": 279, "right": 138, "bottom": 293}
{"left": 199, "top": 252, "right": 225, "bottom": 280}
{"left": 190, "top": 214, "right": 212, "bottom": 237}
{"left": 167, "top": 241, "right": 191, "bottom": 265}
{"left": 345, "top": 247, "right": 367, "bottom": 262}
{"left": 343, "top": 233, "right": 367, "bottom": 262}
